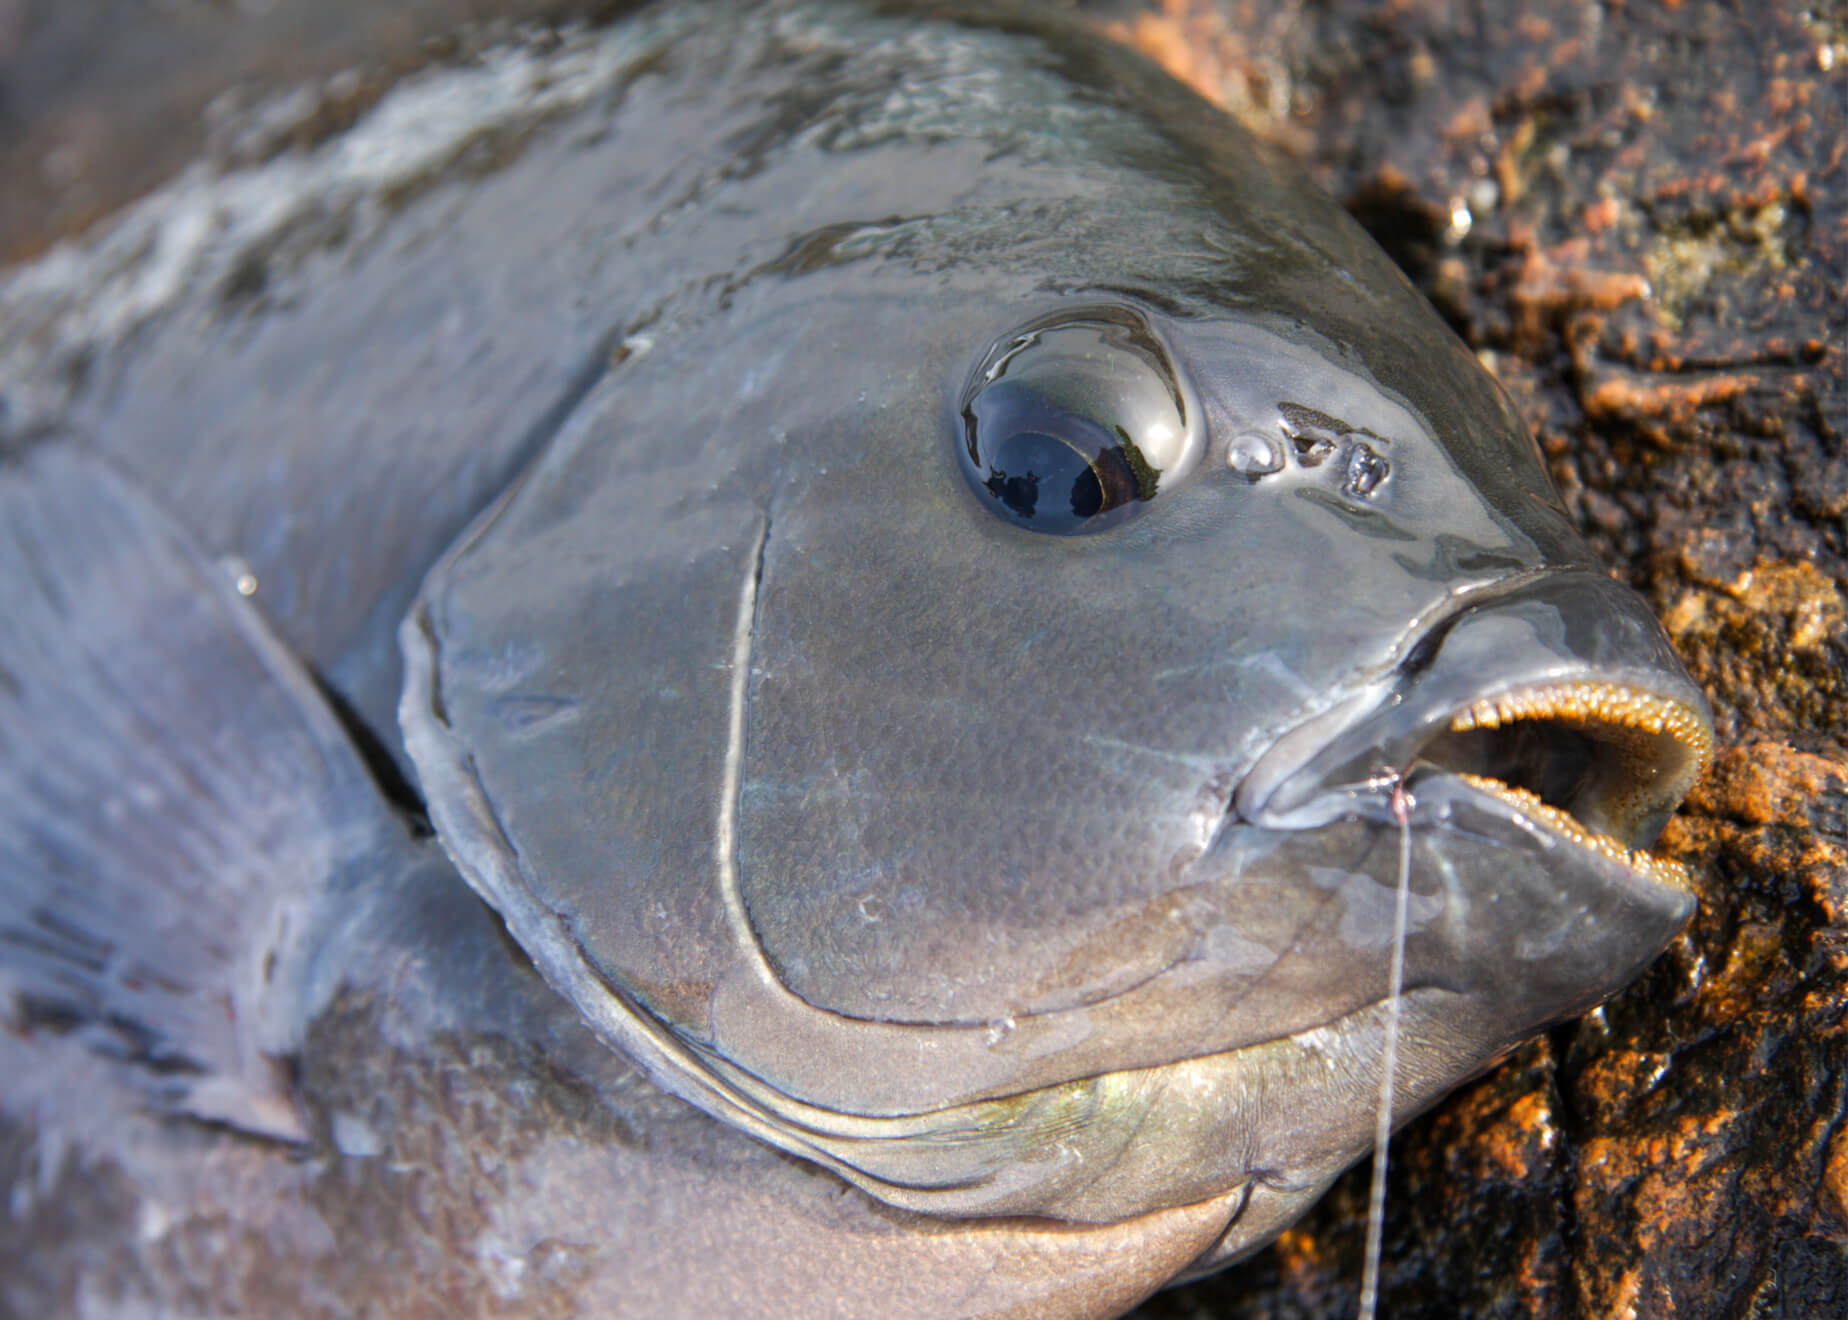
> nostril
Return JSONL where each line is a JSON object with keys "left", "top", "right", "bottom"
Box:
{"left": 1397, "top": 622, "right": 1447, "bottom": 681}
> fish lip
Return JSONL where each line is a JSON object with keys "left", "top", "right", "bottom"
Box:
{"left": 1231, "top": 568, "right": 1717, "bottom": 892}
{"left": 1236, "top": 672, "right": 1714, "bottom": 891}
{"left": 1411, "top": 754, "right": 1704, "bottom": 893}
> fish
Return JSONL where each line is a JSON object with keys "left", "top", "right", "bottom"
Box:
{"left": 0, "top": 1, "right": 1714, "bottom": 1316}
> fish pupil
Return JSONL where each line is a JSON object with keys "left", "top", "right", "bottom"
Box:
{"left": 966, "top": 389, "right": 1129, "bottom": 532}
{"left": 955, "top": 305, "right": 1195, "bottom": 535}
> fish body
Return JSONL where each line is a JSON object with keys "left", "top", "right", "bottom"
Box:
{"left": 0, "top": 2, "right": 1711, "bottom": 1316}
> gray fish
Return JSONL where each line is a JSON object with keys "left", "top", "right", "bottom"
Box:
{"left": 0, "top": 2, "right": 1712, "bottom": 1316}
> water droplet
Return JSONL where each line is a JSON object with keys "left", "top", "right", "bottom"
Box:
{"left": 1446, "top": 198, "right": 1472, "bottom": 243}
{"left": 220, "top": 555, "right": 258, "bottom": 596}
{"left": 983, "top": 1016, "right": 1017, "bottom": 1047}
{"left": 1225, "top": 432, "right": 1283, "bottom": 478}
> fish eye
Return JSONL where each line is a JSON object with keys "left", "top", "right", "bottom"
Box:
{"left": 957, "top": 306, "right": 1196, "bottom": 534}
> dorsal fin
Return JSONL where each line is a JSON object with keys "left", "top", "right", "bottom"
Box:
{"left": 0, "top": 442, "right": 409, "bottom": 1140}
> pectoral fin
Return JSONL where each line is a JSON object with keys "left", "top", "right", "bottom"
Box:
{"left": 0, "top": 443, "right": 408, "bottom": 1141}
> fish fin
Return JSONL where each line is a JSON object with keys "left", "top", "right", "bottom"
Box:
{"left": 0, "top": 443, "right": 403, "bottom": 1142}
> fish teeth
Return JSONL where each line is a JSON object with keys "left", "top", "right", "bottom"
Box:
{"left": 1449, "top": 679, "right": 1712, "bottom": 806}
{"left": 1448, "top": 680, "right": 1713, "bottom": 770}
{"left": 1442, "top": 680, "right": 1711, "bottom": 890}
{"left": 1456, "top": 772, "right": 1696, "bottom": 892}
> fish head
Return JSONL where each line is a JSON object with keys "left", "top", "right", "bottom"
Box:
{"left": 396, "top": 9, "right": 1712, "bottom": 1262}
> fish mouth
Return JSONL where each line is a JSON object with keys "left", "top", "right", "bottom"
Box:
{"left": 1236, "top": 573, "right": 1716, "bottom": 894}
{"left": 1413, "top": 678, "right": 1713, "bottom": 889}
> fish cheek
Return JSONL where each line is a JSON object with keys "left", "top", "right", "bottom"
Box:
{"left": 726, "top": 314, "right": 1511, "bottom": 1030}
{"left": 400, "top": 281, "right": 1045, "bottom": 1043}
{"left": 400, "top": 353, "right": 796, "bottom": 1042}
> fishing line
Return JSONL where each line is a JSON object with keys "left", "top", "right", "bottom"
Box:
{"left": 1358, "top": 774, "right": 1414, "bottom": 1320}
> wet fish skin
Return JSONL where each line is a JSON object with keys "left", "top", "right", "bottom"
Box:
{"left": 391, "top": 0, "right": 1707, "bottom": 1236}
{"left": 0, "top": 1, "right": 1712, "bottom": 1315}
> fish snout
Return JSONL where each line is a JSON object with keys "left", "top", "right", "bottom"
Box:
{"left": 1209, "top": 569, "right": 1715, "bottom": 1093}
{"left": 1236, "top": 570, "right": 1713, "bottom": 871}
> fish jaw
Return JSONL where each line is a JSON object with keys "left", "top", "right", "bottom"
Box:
{"left": 1218, "top": 569, "right": 1714, "bottom": 1072}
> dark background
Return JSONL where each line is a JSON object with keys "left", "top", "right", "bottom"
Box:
{"left": 3, "top": 2, "right": 1841, "bottom": 1315}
